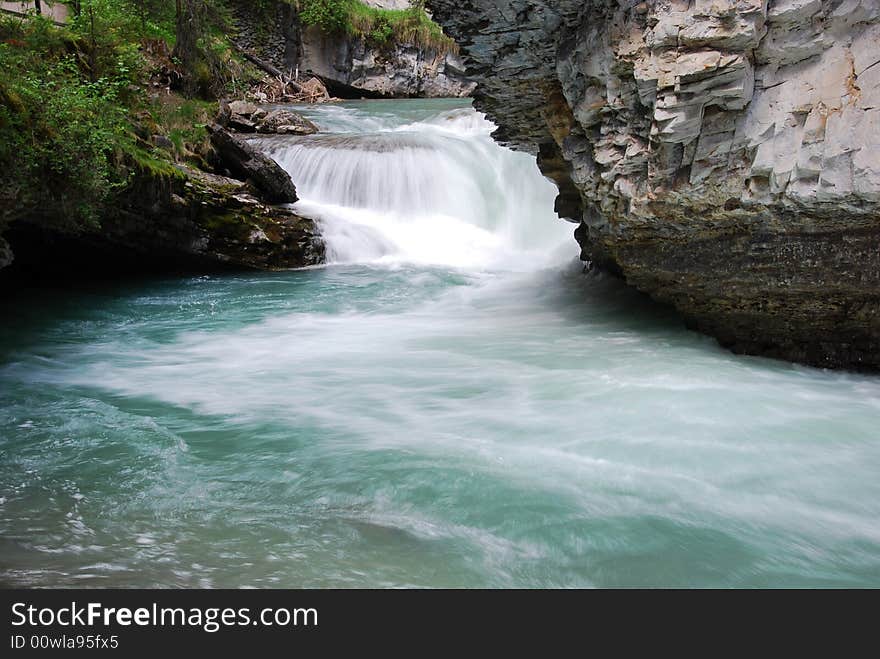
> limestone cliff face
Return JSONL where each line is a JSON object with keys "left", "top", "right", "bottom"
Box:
{"left": 233, "top": 1, "right": 475, "bottom": 98}
{"left": 295, "top": 26, "right": 474, "bottom": 98}
{"left": 429, "top": 0, "right": 880, "bottom": 370}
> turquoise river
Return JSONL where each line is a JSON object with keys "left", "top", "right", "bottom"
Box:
{"left": 1, "top": 99, "right": 879, "bottom": 587}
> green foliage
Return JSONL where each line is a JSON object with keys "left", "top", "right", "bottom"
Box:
{"left": 68, "top": 0, "right": 176, "bottom": 44}
{"left": 298, "top": 0, "right": 350, "bottom": 34}
{"left": 297, "top": 0, "right": 456, "bottom": 55}
{"left": 128, "top": 0, "right": 178, "bottom": 42}
{"left": 0, "top": 15, "right": 139, "bottom": 225}
{"left": 0, "top": 2, "right": 231, "bottom": 228}
{"left": 164, "top": 0, "right": 255, "bottom": 99}
{"left": 0, "top": 0, "right": 455, "bottom": 234}
{"left": 148, "top": 97, "right": 214, "bottom": 161}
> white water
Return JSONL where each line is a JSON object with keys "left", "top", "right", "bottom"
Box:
{"left": 2, "top": 99, "right": 879, "bottom": 587}
{"left": 256, "top": 101, "right": 574, "bottom": 269}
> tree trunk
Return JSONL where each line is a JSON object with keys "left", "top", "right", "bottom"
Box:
{"left": 34, "top": 0, "right": 41, "bottom": 15}
{"left": 173, "top": 0, "right": 204, "bottom": 97}
{"left": 229, "top": 41, "right": 305, "bottom": 94}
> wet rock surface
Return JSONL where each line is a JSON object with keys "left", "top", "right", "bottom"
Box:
{"left": 430, "top": 0, "right": 880, "bottom": 370}
{"left": 224, "top": 101, "right": 320, "bottom": 136}
{"left": 209, "top": 124, "right": 299, "bottom": 204}
{"left": 0, "top": 166, "right": 323, "bottom": 281}
{"left": 119, "top": 166, "right": 323, "bottom": 271}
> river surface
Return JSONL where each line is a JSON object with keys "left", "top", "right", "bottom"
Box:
{"left": 1, "top": 99, "right": 879, "bottom": 587}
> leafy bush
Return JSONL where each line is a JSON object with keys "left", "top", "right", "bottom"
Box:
{"left": 0, "top": 15, "right": 138, "bottom": 224}
{"left": 0, "top": 1, "right": 225, "bottom": 227}
{"left": 298, "top": 0, "right": 351, "bottom": 34}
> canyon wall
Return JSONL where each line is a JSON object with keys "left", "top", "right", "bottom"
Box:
{"left": 429, "top": 0, "right": 880, "bottom": 370}
{"left": 232, "top": 1, "right": 475, "bottom": 98}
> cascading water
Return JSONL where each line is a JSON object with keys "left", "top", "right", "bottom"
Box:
{"left": 1, "top": 99, "right": 879, "bottom": 588}
{"left": 253, "top": 99, "right": 574, "bottom": 268}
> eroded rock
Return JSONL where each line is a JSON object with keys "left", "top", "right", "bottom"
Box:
{"left": 229, "top": 0, "right": 475, "bottom": 99}
{"left": 0, "top": 166, "right": 323, "bottom": 276}
{"left": 429, "top": 0, "right": 880, "bottom": 370}
{"left": 256, "top": 109, "right": 319, "bottom": 135}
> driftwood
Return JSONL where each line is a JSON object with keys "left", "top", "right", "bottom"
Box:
{"left": 229, "top": 40, "right": 331, "bottom": 104}
{"left": 229, "top": 41, "right": 306, "bottom": 94}
{"left": 252, "top": 76, "right": 330, "bottom": 104}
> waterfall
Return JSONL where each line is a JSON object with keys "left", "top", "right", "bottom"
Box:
{"left": 251, "top": 101, "right": 574, "bottom": 270}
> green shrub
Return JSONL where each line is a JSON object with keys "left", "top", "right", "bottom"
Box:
{"left": 0, "top": 17, "right": 139, "bottom": 225}
{"left": 299, "top": 0, "right": 351, "bottom": 34}
{"left": 0, "top": 2, "right": 217, "bottom": 227}
{"left": 297, "top": 0, "right": 456, "bottom": 55}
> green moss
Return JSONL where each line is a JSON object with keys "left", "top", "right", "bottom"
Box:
{"left": 296, "top": 0, "right": 456, "bottom": 55}
{"left": 198, "top": 211, "right": 258, "bottom": 240}
{"left": 123, "top": 143, "right": 186, "bottom": 180}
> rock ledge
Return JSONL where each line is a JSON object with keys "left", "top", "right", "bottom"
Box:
{"left": 430, "top": 0, "right": 880, "bottom": 370}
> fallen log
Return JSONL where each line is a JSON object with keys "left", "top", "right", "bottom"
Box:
{"left": 229, "top": 41, "right": 306, "bottom": 94}
{"left": 207, "top": 124, "right": 298, "bottom": 204}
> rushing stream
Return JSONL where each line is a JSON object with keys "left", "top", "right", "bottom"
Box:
{"left": 2, "top": 99, "right": 879, "bottom": 587}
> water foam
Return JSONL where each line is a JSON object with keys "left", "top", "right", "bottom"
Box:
{"left": 253, "top": 102, "right": 575, "bottom": 270}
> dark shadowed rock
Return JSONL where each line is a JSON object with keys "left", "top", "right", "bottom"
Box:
{"left": 208, "top": 124, "right": 298, "bottom": 204}
{"left": 0, "top": 166, "right": 323, "bottom": 278}
{"left": 152, "top": 134, "right": 174, "bottom": 150}
{"left": 228, "top": 115, "right": 257, "bottom": 132}
{"left": 0, "top": 236, "right": 13, "bottom": 269}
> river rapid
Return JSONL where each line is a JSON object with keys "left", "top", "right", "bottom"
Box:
{"left": 1, "top": 99, "right": 879, "bottom": 587}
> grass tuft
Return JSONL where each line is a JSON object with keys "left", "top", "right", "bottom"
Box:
{"left": 296, "top": 0, "right": 457, "bottom": 55}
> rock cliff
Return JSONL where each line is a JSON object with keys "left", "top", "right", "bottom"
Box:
{"left": 295, "top": 26, "right": 474, "bottom": 98}
{"left": 232, "top": 0, "right": 475, "bottom": 98}
{"left": 429, "top": 0, "right": 880, "bottom": 370}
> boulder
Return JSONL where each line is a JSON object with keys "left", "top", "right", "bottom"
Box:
{"left": 208, "top": 125, "right": 298, "bottom": 204}
{"left": 0, "top": 167, "right": 323, "bottom": 276}
{"left": 227, "top": 100, "right": 258, "bottom": 117}
{"left": 226, "top": 100, "right": 260, "bottom": 133}
{"left": 228, "top": 115, "right": 257, "bottom": 133}
{"left": 151, "top": 134, "right": 174, "bottom": 150}
{"left": 256, "top": 109, "right": 318, "bottom": 135}
{"left": 222, "top": 101, "right": 318, "bottom": 136}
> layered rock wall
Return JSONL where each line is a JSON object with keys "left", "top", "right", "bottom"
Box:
{"left": 296, "top": 28, "right": 474, "bottom": 98}
{"left": 430, "top": 0, "right": 880, "bottom": 370}
{"left": 233, "top": 0, "right": 475, "bottom": 98}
